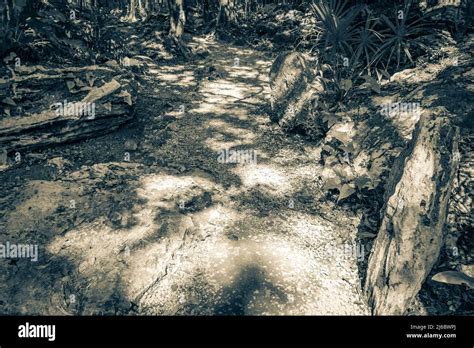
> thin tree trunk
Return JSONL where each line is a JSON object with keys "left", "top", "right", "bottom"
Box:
{"left": 167, "top": 0, "right": 185, "bottom": 38}
{"left": 166, "top": 0, "right": 189, "bottom": 58}
{"left": 138, "top": 0, "right": 147, "bottom": 19}
{"left": 128, "top": 0, "right": 137, "bottom": 21}
{"left": 216, "top": 0, "right": 236, "bottom": 28}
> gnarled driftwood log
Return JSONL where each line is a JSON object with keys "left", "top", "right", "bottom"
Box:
{"left": 365, "top": 110, "right": 460, "bottom": 315}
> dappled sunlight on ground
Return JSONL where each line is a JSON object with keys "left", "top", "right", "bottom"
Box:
{"left": 203, "top": 119, "right": 258, "bottom": 151}
{"left": 139, "top": 207, "right": 368, "bottom": 315}
{"left": 130, "top": 37, "right": 369, "bottom": 314}
{"left": 232, "top": 164, "right": 291, "bottom": 194}
{"left": 0, "top": 35, "right": 371, "bottom": 316}
{"left": 202, "top": 80, "right": 247, "bottom": 100}
{"left": 149, "top": 64, "right": 197, "bottom": 87}
{"left": 46, "top": 171, "right": 223, "bottom": 305}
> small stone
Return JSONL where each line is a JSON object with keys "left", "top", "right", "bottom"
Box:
{"left": 167, "top": 123, "right": 178, "bottom": 132}
{"left": 124, "top": 140, "right": 138, "bottom": 151}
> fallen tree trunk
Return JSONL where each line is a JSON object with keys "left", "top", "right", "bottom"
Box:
{"left": 0, "top": 66, "right": 134, "bottom": 152}
{"left": 364, "top": 110, "right": 460, "bottom": 315}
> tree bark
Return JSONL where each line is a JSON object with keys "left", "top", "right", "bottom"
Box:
{"left": 167, "top": 0, "right": 185, "bottom": 39}
{"left": 364, "top": 111, "right": 460, "bottom": 315}
{"left": 128, "top": 0, "right": 137, "bottom": 21}
{"left": 137, "top": 0, "right": 147, "bottom": 19}
{"left": 166, "top": 0, "right": 190, "bottom": 58}
{"left": 0, "top": 67, "right": 134, "bottom": 152}
{"left": 216, "top": 0, "right": 237, "bottom": 28}
{"left": 269, "top": 52, "right": 327, "bottom": 140}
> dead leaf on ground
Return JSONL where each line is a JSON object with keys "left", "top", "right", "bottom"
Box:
{"left": 2, "top": 97, "right": 16, "bottom": 106}
{"left": 66, "top": 80, "right": 76, "bottom": 91}
{"left": 432, "top": 271, "right": 474, "bottom": 288}
{"left": 338, "top": 183, "right": 356, "bottom": 201}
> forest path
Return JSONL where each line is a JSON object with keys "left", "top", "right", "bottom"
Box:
{"left": 131, "top": 36, "right": 370, "bottom": 314}
{"left": 0, "top": 36, "right": 369, "bottom": 315}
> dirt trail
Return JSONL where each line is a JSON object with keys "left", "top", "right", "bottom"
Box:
{"left": 133, "top": 37, "right": 369, "bottom": 315}
{"left": 0, "top": 36, "right": 369, "bottom": 315}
